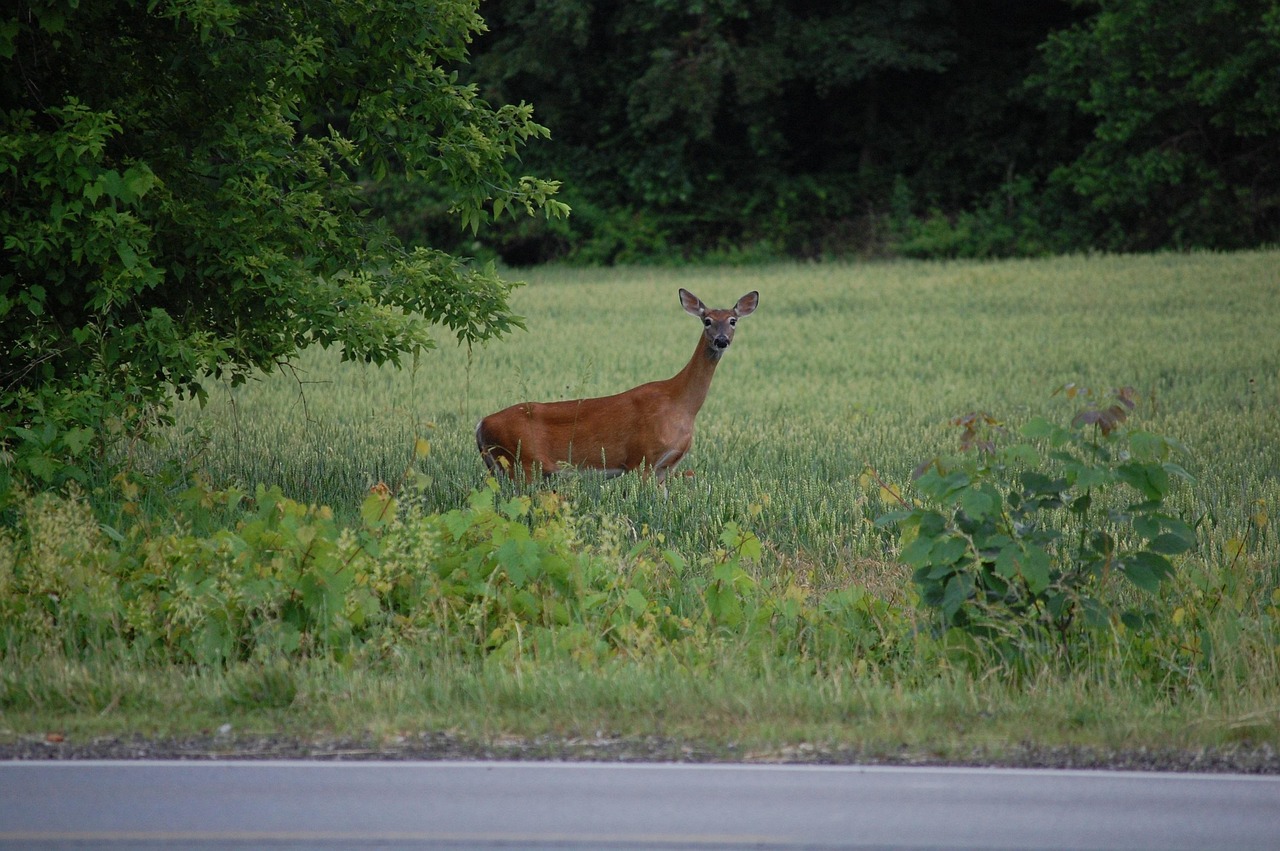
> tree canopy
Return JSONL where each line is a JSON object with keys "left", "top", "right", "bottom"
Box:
{"left": 386, "top": 0, "right": 1278, "bottom": 263}
{"left": 1035, "top": 0, "right": 1280, "bottom": 249}
{"left": 1, "top": 0, "right": 567, "bottom": 484}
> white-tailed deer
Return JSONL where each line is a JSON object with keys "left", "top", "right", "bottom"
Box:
{"left": 476, "top": 288, "right": 759, "bottom": 482}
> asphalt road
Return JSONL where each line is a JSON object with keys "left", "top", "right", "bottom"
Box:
{"left": 1, "top": 761, "right": 1278, "bottom": 850}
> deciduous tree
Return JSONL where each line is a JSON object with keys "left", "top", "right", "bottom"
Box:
{"left": 1, "top": 0, "right": 567, "bottom": 485}
{"left": 1035, "top": 0, "right": 1280, "bottom": 248}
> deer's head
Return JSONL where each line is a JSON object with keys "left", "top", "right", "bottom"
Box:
{"left": 680, "top": 289, "right": 759, "bottom": 358}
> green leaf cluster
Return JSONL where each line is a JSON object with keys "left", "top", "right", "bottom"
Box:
{"left": 877, "top": 388, "right": 1196, "bottom": 662}
{"left": 447, "top": 0, "right": 1061, "bottom": 262}
{"left": 0, "top": 470, "right": 910, "bottom": 672}
{"left": 2, "top": 0, "right": 567, "bottom": 487}
{"left": 1034, "top": 0, "right": 1280, "bottom": 249}
{"left": 373, "top": 0, "right": 1280, "bottom": 263}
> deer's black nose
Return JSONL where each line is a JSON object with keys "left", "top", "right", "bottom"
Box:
{"left": 713, "top": 336, "right": 730, "bottom": 349}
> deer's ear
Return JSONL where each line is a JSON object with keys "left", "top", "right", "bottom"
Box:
{"left": 734, "top": 291, "right": 759, "bottom": 317}
{"left": 679, "top": 288, "right": 706, "bottom": 317}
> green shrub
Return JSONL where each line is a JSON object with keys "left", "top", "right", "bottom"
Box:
{"left": 0, "top": 457, "right": 912, "bottom": 674}
{"left": 891, "top": 177, "right": 1058, "bottom": 259}
{"left": 2, "top": 1, "right": 565, "bottom": 492}
{"left": 0, "top": 485, "right": 119, "bottom": 652}
{"left": 876, "top": 386, "right": 1196, "bottom": 663}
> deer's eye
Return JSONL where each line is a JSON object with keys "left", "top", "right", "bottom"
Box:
{"left": 703, "top": 318, "right": 712, "bottom": 327}
{"left": 729, "top": 318, "right": 737, "bottom": 326}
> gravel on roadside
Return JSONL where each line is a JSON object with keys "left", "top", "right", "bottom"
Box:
{"left": 2, "top": 732, "right": 1277, "bottom": 773}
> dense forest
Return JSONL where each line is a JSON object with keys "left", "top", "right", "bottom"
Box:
{"left": 371, "top": 0, "right": 1280, "bottom": 263}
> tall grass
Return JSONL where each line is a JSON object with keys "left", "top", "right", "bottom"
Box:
{"left": 163, "top": 251, "right": 1280, "bottom": 570}
{"left": 7, "top": 251, "right": 1275, "bottom": 759}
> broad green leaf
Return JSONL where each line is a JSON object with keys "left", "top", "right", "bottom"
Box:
{"left": 499, "top": 496, "right": 530, "bottom": 520}
{"left": 61, "top": 426, "right": 96, "bottom": 456}
{"left": 442, "top": 509, "right": 475, "bottom": 540}
{"left": 1117, "top": 461, "right": 1169, "bottom": 501}
{"left": 727, "top": 526, "right": 763, "bottom": 562}
{"left": 930, "top": 536, "right": 968, "bottom": 565}
{"left": 926, "top": 561, "right": 958, "bottom": 580}
{"left": 874, "top": 509, "right": 914, "bottom": 528}
{"left": 957, "top": 486, "right": 995, "bottom": 520}
{"left": 1020, "top": 417, "right": 1055, "bottom": 439}
{"left": 940, "top": 573, "right": 973, "bottom": 619}
{"left": 1122, "top": 551, "right": 1175, "bottom": 593}
{"left": 994, "top": 544, "right": 1019, "bottom": 580}
{"left": 900, "top": 535, "right": 935, "bottom": 568}
{"left": 1087, "top": 530, "right": 1115, "bottom": 556}
{"left": 360, "top": 491, "right": 395, "bottom": 527}
{"left": 1133, "top": 514, "right": 1160, "bottom": 539}
{"left": 1070, "top": 464, "right": 1111, "bottom": 491}
{"left": 917, "top": 511, "right": 947, "bottom": 537}
{"left": 124, "top": 166, "right": 156, "bottom": 199}
{"left": 973, "top": 531, "right": 1012, "bottom": 552}
{"left": 1128, "top": 430, "right": 1169, "bottom": 461}
{"left": 718, "top": 522, "right": 744, "bottom": 550}
{"left": 511, "top": 589, "right": 540, "bottom": 618}
{"left": 713, "top": 561, "right": 743, "bottom": 584}
{"left": 116, "top": 241, "right": 138, "bottom": 270}
{"left": 1021, "top": 471, "right": 1063, "bottom": 496}
{"left": 999, "top": 443, "right": 1040, "bottom": 466}
{"left": 1148, "top": 532, "right": 1192, "bottom": 555}
{"left": 995, "top": 542, "right": 1052, "bottom": 593}
{"left": 624, "top": 588, "right": 647, "bottom": 615}
{"left": 1021, "top": 545, "right": 1052, "bottom": 594}
{"left": 496, "top": 537, "right": 539, "bottom": 586}
{"left": 101, "top": 169, "right": 127, "bottom": 200}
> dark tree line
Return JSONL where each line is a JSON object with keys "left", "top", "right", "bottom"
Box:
{"left": 373, "top": 0, "right": 1280, "bottom": 263}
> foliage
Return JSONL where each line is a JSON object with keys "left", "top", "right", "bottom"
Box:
{"left": 415, "top": 0, "right": 1082, "bottom": 263}
{"left": 876, "top": 387, "right": 1196, "bottom": 662}
{"left": 0, "top": 457, "right": 905, "bottom": 670}
{"left": 356, "top": 0, "right": 1280, "bottom": 262}
{"left": 890, "top": 177, "right": 1057, "bottom": 259}
{"left": 1034, "top": 0, "right": 1280, "bottom": 250}
{"left": 0, "top": 0, "right": 568, "bottom": 488}
{"left": 153, "top": 252, "right": 1280, "bottom": 606}
{"left": 3, "top": 258, "right": 1280, "bottom": 753}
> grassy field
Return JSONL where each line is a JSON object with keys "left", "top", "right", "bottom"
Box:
{"left": 170, "top": 251, "right": 1280, "bottom": 570}
{"left": 4, "top": 251, "right": 1280, "bottom": 763}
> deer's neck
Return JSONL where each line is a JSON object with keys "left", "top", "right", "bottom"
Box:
{"left": 667, "top": 336, "right": 723, "bottom": 414}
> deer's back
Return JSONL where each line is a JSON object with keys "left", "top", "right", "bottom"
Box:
{"left": 478, "top": 382, "right": 690, "bottom": 475}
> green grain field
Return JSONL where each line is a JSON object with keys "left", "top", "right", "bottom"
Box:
{"left": 169, "top": 251, "right": 1280, "bottom": 576}
{"left": 7, "top": 251, "right": 1279, "bottom": 762}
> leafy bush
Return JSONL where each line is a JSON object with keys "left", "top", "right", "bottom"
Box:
{"left": 876, "top": 386, "right": 1196, "bottom": 662}
{"left": 0, "top": 486, "right": 120, "bottom": 654}
{"left": 0, "top": 460, "right": 908, "bottom": 671}
{"left": 890, "top": 177, "right": 1059, "bottom": 259}
{"left": 2, "top": 0, "right": 567, "bottom": 489}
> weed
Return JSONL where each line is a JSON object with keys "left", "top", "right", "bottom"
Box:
{"left": 876, "top": 387, "right": 1196, "bottom": 667}
{"left": 3, "top": 254, "right": 1278, "bottom": 755}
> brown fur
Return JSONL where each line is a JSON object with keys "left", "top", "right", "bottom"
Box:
{"left": 476, "top": 289, "right": 758, "bottom": 482}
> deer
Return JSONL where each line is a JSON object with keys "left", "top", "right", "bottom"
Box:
{"left": 476, "top": 288, "right": 759, "bottom": 483}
